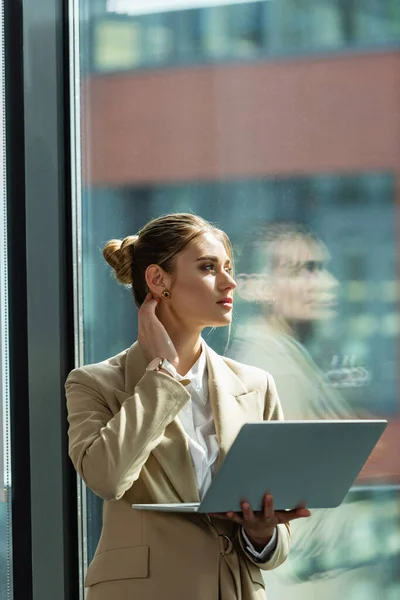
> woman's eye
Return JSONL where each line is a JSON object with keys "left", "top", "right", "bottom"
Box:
{"left": 202, "top": 264, "right": 232, "bottom": 274}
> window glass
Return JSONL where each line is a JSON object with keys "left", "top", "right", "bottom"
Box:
{"left": 93, "top": 17, "right": 144, "bottom": 71}
{"left": 228, "top": 3, "right": 264, "bottom": 57}
{"left": 91, "top": 1, "right": 400, "bottom": 72}
{"left": 71, "top": 0, "right": 400, "bottom": 597}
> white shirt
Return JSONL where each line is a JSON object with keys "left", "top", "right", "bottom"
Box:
{"left": 176, "top": 340, "right": 277, "bottom": 561}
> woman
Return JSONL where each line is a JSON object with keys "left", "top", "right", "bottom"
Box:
{"left": 66, "top": 214, "right": 310, "bottom": 600}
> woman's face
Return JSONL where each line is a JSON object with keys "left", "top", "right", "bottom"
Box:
{"left": 268, "top": 236, "right": 338, "bottom": 322}
{"left": 166, "top": 232, "right": 236, "bottom": 329}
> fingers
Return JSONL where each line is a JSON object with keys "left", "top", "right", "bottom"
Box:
{"left": 288, "top": 501, "right": 311, "bottom": 520}
{"left": 137, "top": 293, "right": 179, "bottom": 365}
{"left": 223, "top": 500, "right": 262, "bottom": 526}
{"left": 210, "top": 497, "right": 311, "bottom": 528}
{"left": 208, "top": 505, "right": 255, "bottom": 525}
{"left": 262, "top": 493, "right": 274, "bottom": 520}
{"left": 228, "top": 513, "right": 244, "bottom": 525}
{"left": 293, "top": 507, "right": 311, "bottom": 519}
{"left": 208, "top": 512, "right": 242, "bottom": 524}
{"left": 218, "top": 497, "right": 271, "bottom": 526}
{"left": 275, "top": 507, "right": 311, "bottom": 523}
{"left": 241, "top": 501, "right": 255, "bottom": 522}
{"left": 139, "top": 292, "right": 158, "bottom": 313}
{"left": 138, "top": 293, "right": 158, "bottom": 334}
{"left": 207, "top": 513, "right": 231, "bottom": 521}
{"left": 260, "top": 494, "right": 311, "bottom": 523}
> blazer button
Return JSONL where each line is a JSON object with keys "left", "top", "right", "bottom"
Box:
{"left": 219, "top": 534, "right": 233, "bottom": 555}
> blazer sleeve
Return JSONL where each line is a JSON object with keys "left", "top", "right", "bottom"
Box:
{"left": 65, "top": 367, "right": 190, "bottom": 501}
{"left": 239, "top": 372, "right": 291, "bottom": 570}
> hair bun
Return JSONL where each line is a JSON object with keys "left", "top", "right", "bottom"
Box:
{"left": 103, "top": 235, "right": 138, "bottom": 285}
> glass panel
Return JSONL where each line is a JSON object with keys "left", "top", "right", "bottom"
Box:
{"left": 71, "top": 1, "right": 400, "bottom": 598}
{"left": 89, "top": 1, "right": 400, "bottom": 72}
{"left": 0, "top": 0, "right": 12, "bottom": 596}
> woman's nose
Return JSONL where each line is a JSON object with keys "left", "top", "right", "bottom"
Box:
{"left": 323, "top": 270, "right": 339, "bottom": 290}
{"left": 229, "top": 277, "right": 237, "bottom": 290}
{"left": 315, "top": 270, "right": 339, "bottom": 295}
{"left": 221, "top": 272, "right": 237, "bottom": 290}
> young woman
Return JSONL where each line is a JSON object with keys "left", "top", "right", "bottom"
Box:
{"left": 66, "top": 213, "right": 310, "bottom": 600}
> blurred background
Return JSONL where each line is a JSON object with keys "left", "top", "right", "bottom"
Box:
{"left": 76, "top": 1, "right": 400, "bottom": 598}
{"left": 2, "top": 1, "right": 400, "bottom": 599}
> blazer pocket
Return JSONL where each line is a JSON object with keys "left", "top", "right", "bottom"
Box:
{"left": 244, "top": 558, "right": 265, "bottom": 588}
{"left": 85, "top": 545, "right": 149, "bottom": 587}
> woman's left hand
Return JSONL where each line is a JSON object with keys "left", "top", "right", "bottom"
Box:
{"left": 209, "top": 493, "right": 311, "bottom": 549}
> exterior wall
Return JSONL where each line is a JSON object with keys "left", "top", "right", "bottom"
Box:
{"left": 83, "top": 51, "right": 400, "bottom": 185}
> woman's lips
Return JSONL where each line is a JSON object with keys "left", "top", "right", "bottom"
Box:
{"left": 306, "top": 296, "right": 337, "bottom": 308}
{"left": 217, "top": 298, "right": 233, "bottom": 308}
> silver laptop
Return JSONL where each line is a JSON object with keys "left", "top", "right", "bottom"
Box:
{"left": 132, "top": 419, "right": 387, "bottom": 513}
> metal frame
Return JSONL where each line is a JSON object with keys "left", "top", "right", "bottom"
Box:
{"left": 68, "top": 0, "right": 87, "bottom": 596}
{"left": 5, "top": 0, "right": 79, "bottom": 598}
{"left": 21, "top": 0, "right": 78, "bottom": 596}
{"left": 4, "top": 0, "right": 32, "bottom": 596}
{"left": 0, "top": 0, "right": 13, "bottom": 598}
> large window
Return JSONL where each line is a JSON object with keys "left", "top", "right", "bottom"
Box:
{"left": 71, "top": 0, "right": 400, "bottom": 598}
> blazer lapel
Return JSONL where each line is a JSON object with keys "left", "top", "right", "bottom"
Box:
{"left": 205, "top": 344, "right": 261, "bottom": 473}
{"left": 115, "top": 342, "right": 260, "bottom": 503}
{"left": 122, "top": 342, "right": 200, "bottom": 503}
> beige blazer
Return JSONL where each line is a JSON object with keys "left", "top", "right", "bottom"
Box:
{"left": 66, "top": 341, "right": 290, "bottom": 600}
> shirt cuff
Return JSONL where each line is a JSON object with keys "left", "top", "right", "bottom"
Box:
{"left": 241, "top": 526, "right": 278, "bottom": 561}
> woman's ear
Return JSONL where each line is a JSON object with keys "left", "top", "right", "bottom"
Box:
{"left": 145, "top": 264, "right": 170, "bottom": 297}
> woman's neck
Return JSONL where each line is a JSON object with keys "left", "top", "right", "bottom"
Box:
{"left": 164, "top": 325, "right": 203, "bottom": 376}
{"left": 265, "top": 314, "right": 294, "bottom": 337}
{"left": 155, "top": 303, "right": 204, "bottom": 375}
{"left": 264, "top": 314, "right": 314, "bottom": 344}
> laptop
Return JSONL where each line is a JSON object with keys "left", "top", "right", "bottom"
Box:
{"left": 132, "top": 419, "right": 387, "bottom": 514}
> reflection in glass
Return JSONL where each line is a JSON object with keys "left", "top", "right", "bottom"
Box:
{"left": 230, "top": 222, "right": 355, "bottom": 419}
{"left": 71, "top": 0, "right": 400, "bottom": 597}
{"left": 228, "top": 219, "right": 399, "bottom": 597}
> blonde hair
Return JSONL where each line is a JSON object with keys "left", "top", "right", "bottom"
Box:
{"left": 103, "top": 213, "right": 233, "bottom": 307}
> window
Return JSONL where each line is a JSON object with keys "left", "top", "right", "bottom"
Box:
{"left": 71, "top": 1, "right": 400, "bottom": 597}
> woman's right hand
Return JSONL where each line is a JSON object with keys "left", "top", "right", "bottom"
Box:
{"left": 138, "top": 293, "right": 179, "bottom": 368}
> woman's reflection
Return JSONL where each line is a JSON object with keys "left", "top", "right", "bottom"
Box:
{"left": 228, "top": 222, "right": 392, "bottom": 599}
{"left": 230, "top": 222, "right": 352, "bottom": 420}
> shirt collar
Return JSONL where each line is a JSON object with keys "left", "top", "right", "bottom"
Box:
{"left": 177, "top": 339, "right": 208, "bottom": 394}
{"left": 185, "top": 339, "right": 206, "bottom": 378}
